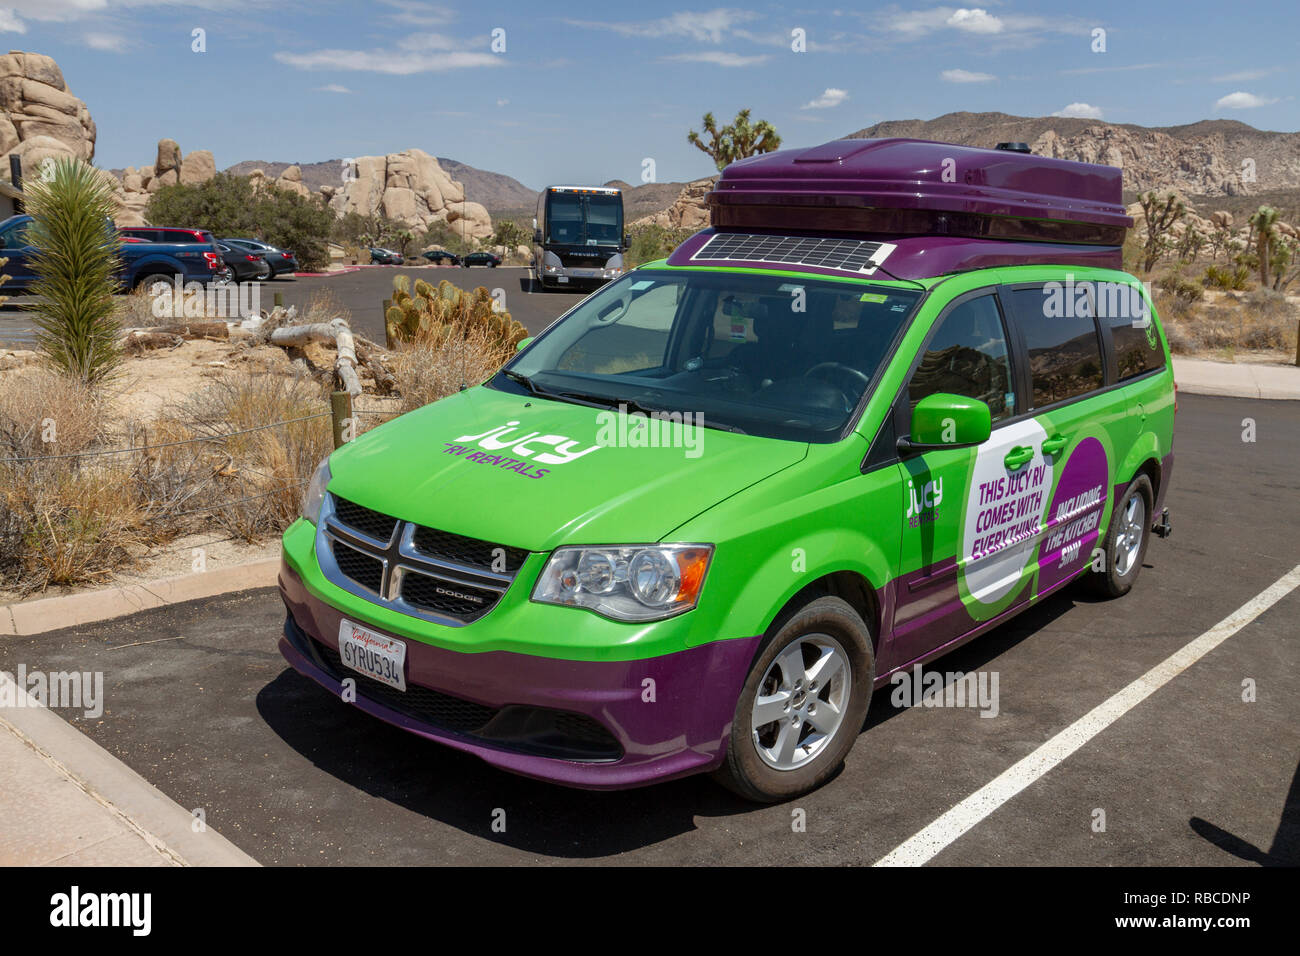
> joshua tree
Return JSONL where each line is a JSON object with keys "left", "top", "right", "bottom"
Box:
{"left": 1248, "top": 205, "right": 1280, "bottom": 289}
{"left": 688, "top": 109, "right": 782, "bottom": 171}
{"left": 1138, "top": 191, "right": 1186, "bottom": 274}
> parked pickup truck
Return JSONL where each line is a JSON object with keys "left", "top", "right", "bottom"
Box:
{"left": 0, "top": 214, "right": 221, "bottom": 291}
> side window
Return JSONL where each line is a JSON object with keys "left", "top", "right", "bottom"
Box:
{"left": 1008, "top": 285, "right": 1104, "bottom": 407}
{"left": 0, "top": 220, "right": 30, "bottom": 246}
{"left": 908, "top": 293, "right": 1015, "bottom": 423}
{"left": 1096, "top": 281, "right": 1165, "bottom": 381}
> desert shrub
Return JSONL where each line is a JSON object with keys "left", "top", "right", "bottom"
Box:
{"left": 388, "top": 320, "right": 513, "bottom": 413}
{"left": 1156, "top": 273, "right": 1204, "bottom": 304}
{"left": 625, "top": 224, "right": 694, "bottom": 268}
{"left": 149, "top": 370, "right": 332, "bottom": 540}
{"left": 0, "top": 369, "right": 137, "bottom": 591}
{"left": 1204, "top": 263, "right": 1250, "bottom": 291}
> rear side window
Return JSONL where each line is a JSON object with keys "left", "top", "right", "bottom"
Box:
{"left": 908, "top": 293, "right": 1015, "bottom": 423}
{"left": 1096, "top": 282, "right": 1165, "bottom": 381}
{"left": 1008, "top": 285, "right": 1104, "bottom": 408}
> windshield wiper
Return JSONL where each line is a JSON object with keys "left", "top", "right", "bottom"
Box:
{"left": 501, "top": 371, "right": 611, "bottom": 410}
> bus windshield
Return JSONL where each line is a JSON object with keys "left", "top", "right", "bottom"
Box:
{"left": 545, "top": 192, "right": 622, "bottom": 246}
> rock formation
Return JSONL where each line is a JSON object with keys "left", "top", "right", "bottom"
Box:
{"left": 632, "top": 177, "right": 716, "bottom": 230}
{"left": 328, "top": 148, "right": 493, "bottom": 239}
{"left": 0, "top": 50, "right": 97, "bottom": 180}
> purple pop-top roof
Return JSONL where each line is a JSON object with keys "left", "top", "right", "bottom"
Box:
{"left": 709, "top": 138, "right": 1133, "bottom": 229}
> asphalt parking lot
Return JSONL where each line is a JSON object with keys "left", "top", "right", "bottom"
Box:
{"left": 0, "top": 265, "right": 579, "bottom": 348}
{"left": 1, "top": 393, "right": 1296, "bottom": 865}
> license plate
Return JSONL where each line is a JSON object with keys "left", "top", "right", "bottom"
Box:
{"left": 338, "top": 620, "right": 407, "bottom": 691}
{"left": 557, "top": 275, "right": 569, "bottom": 283}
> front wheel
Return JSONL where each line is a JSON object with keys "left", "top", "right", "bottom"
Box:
{"left": 715, "top": 595, "right": 874, "bottom": 802}
{"left": 1089, "top": 474, "right": 1153, "bottom": 598}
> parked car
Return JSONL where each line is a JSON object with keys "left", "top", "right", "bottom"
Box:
{"left": 421, "top": 249, "right": 461, "bottom": 266}
{"left": 277, "top": 138, "right": 1173, "bottom": 802}
{"left": 216, "top": 242, "right": 272, "bottom": 282}
{"left": 369, "top": 247, "right": 403, "bottom": 265}
{"left": 0, "top": 214, "right": 221, "bottom": 290}
{"left": 461, "top": 251, "right": 501, "bottom": 268}
{"left": 221, "top": 238, "right": 299, "bottom": 277}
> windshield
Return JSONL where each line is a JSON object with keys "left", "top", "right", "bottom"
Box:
{"left": 494, "top": 269, "right": 922, "bottom": 442}
{"left": 545, "top": 192, "right": 622, "bottom": 246}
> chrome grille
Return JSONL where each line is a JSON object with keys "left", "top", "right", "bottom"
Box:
{"left": 317, "top": 493, "right": 525, "bottom": 626}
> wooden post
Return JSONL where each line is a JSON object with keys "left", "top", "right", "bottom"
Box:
{"left": 330, "top": 390, "right": 353, "bottom": 448}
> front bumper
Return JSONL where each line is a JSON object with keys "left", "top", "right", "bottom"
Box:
{"left": 278, "top": 559, "right": 759, "bottom": 789}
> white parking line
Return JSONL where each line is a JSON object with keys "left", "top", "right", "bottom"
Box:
{"left": 873, "top": 563, "right": 1300, "bottom": 867}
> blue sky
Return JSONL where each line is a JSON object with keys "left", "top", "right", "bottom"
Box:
{"left": 4, "top": 1, "right": 1296, "bottom": 190}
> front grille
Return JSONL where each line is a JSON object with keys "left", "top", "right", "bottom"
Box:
{"left": 317, "top": 642, "right": 496, "bottom": 732}
{"left": 411, "top": 526, "right": 528, "bottom": 574}
{"left": 333, "top": 496, "right": 398, "bottom": 542}
{"left": 331, "top": 540, "right": 382, "bottom": 593}
{"left": 400, "top": 573, "right": 499, "bottom": 617}
{"left": 321, "top": 493, "right": 527, "bottom": 625}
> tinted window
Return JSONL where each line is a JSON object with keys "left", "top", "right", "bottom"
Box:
{"left": 908, "top": 293, "right": 1015, "bottom": 423}
{"left": 1009, "top": 285, "right": 1104, "bottom": 407}
{"left": 1095, "top": 281, "right": 1164, "bottom": 380}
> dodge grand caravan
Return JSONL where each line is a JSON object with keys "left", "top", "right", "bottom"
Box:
{"left": 277, "top": 138, "right": 1174, "bottom": 801}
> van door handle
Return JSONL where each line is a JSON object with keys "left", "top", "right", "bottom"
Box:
{"left": 1003, "top": 445, "right": 1034, "bottom": 470}
{"left": 1041, "top": 434, "right": 1068, "bottom": 457}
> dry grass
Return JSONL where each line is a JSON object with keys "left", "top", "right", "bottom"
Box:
{"left": 388, "top": 319, "right": 513, "bottom": 413}
{"left": 1160, "top": 290, "right": 1298, "bottom": 355}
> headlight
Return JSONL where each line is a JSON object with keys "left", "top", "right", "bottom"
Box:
{"left": 301, "top": 457, "right": 332, "bottom": 524}
{"left": 532, "top": 544, "right": 713, "bottom": 622}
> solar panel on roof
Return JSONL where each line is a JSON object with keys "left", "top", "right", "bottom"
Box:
{"left": 689, "top": 232, "right": 897, "bottom": 275}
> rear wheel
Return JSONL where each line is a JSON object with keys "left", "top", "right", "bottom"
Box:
{"left": 715, "top": 595, "right": 874, "bottom": 802}
{"left": 1089, "top": 474, "right": 1153, "bottom": 598}
{"left": 135, "top": 272, "right": 180, "bottom": 293}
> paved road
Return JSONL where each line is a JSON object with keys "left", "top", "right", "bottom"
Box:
{"left": 2, "top": 394, "right": 1296, "bottom": 865}
{"left": 0, "top": 265, "right": 582, "bottom": 347}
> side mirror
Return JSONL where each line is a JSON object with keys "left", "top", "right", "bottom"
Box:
{"left": 515, "top": 336, "right": 534, "bottom": 352}
{"left": 623, "top": 234, "right": 631, "bottom": 249}
{"left": 898, "top": 393, "right": 991, "bottom": 452}
{"left": 533, "top": 229, "right": 542, "bottom": 244}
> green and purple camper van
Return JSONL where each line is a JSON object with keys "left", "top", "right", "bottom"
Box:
{"left": 278, "top": 138, "right": 1174, "bottom": 801}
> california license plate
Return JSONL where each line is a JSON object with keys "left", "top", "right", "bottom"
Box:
{"left": 557, "top": 275, "right": 569, "bottom": 283}
{"left": 338, "top": 620, "right": 407, "bottom": 691}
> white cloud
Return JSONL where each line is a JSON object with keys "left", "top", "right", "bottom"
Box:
{"left": 662, "top": 50, "right": 769, "bottom": 67}
{"left": 0, "top": 9, "right": 27, "bottom": 31}
{"left": 802, "top": 87, "right": 848, "bottom": 109}
{"left": 941, "top": 68, "right": 995, "bottom": 83}
{"left": 1214, "top": 91, "right": 1279, "bottom": 110}
{"left": 376, "top": 0, "right": 453, "bottom": 26}
{"left": 567, "top": 9, "right": 758, "bottom": 43}
{"left": 947, "top": 8, "right": 1002, "bottom": 33}
{"left": 1212, "top": 68, "right": 1275, "bottom": 83}
{"left": 496, "top": 97, "right": 508, "bottom": 107}
{"left": 83, "top": 30, "right": 126, "bottom": 50}
{"left": 1052, "top": 102, "right": 1104, "bottom": 119}
{"left": 316, "top": 83, "right": 352, "bottom": 93}
{"left": 275, "top": 34, "right": 502, "bottom": 74}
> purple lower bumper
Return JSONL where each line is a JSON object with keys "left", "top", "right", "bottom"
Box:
{"left": 278, "top": 561, "right": 760, "bottom": 789}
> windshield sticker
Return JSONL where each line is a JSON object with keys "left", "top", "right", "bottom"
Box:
{"left": 859, "top": 293, "right": 888, "bottom": 304}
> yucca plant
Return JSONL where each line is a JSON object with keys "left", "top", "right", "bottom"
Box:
{"left": 25, "top": 158, "right": 124, "bottom": 386}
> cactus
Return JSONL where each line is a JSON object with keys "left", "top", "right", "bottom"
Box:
{"left": 383, "top": 272, "right": 527, "bottom": 349}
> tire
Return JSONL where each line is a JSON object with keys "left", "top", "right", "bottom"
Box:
{"left": 1089, "top": 473, "right": 1153, "bottom": 598}
{"left": 136, "top": 272, "right": 178, "bottom": 293}
{"left": 714, "top": 595, "right": 874, "bottom": 802}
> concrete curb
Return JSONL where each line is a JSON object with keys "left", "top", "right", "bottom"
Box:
{"left": 0, "top": 557, "right": 280, "bottom": 638}
{"left": 1173, "top": 357, "right": 1300, "bottom": 401}
{"left": 0, "top": 672, "right": 260, "bottom": 867}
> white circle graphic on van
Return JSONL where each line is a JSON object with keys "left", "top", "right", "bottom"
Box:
{"left": 962, "top": 418, "right": 1052, "bottom": 605}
